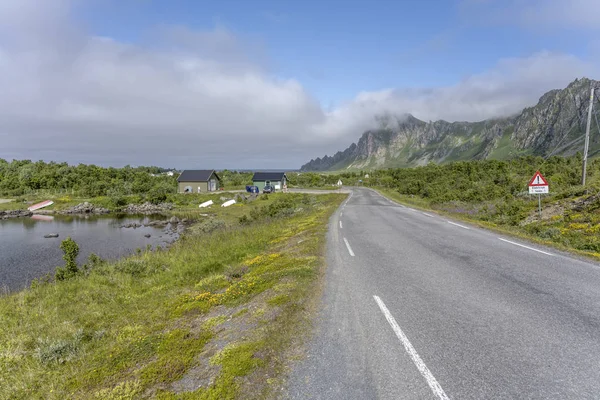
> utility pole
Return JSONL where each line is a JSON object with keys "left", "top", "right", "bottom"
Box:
{"left": 582, "top": 85, "right": 594, "bottom": 186}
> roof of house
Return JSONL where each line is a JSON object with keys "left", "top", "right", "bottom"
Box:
{"left": 177, "top": 170, "right": 220, "bottom": 182}
{"left": 252, "top": 172, "right": 287, "bottom": 181}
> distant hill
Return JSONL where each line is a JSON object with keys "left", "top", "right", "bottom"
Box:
{"left": 301, "top": 78, "right": 600, "bottom": 171}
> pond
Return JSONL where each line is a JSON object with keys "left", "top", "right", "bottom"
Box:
{"left": 0, "top": 214, "right": 179, "bottom": 292}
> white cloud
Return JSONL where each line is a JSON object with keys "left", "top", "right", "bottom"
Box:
{"left": 0, "top": 0, "right": 597, "bottom": 168}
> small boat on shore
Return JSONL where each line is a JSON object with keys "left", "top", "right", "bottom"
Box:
{"left": 27, "top": 200, "right": 54, "bottom": 212}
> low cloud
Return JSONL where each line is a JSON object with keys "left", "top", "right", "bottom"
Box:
{"left": 0, "top": 0, "right": 597, "bottom": 168}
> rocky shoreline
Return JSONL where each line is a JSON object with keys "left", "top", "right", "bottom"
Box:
{"left": 0, "top": 201, "right": 174, "bottom": 219}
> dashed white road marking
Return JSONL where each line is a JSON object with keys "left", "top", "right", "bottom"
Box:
{"left": 373, "top": 296, "right": 450, "bottom": 400}
{"left": 343, "top": 237, "right": 355, "bottom": 257}
{"left": 339, "top": 221, "right": 343, "bottom": 229}
{"left": 498, "top": 238, "right": 554, "bottom": 256}
{"left": 340, "top": 212, "right": 343, "bottom": 217}
{"left": 447, "top": 221, "right": 470, "bottom": 230}
{"left": 422, "top": 212, "right": 434, "bottom": 218}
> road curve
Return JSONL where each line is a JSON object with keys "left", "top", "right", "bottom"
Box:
{"left": 284, "top": 188, "right": 600, "bottom": 399}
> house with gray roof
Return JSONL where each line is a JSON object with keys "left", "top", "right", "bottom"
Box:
{"left": 252, "top": 172, "right": 287, "bottom": 192}
{"left": 177, "top": 170, "right": 221, "bottom": 193}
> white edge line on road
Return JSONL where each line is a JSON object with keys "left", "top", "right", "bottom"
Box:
{"left": 447, "top": 221, "right": 470, "bottom": 230}
{"left": 339, "top": 221, "right": 343, "bottom": 229}
{"left": 373, "top": 296, "right": 450, "bottom": 400}
{"left": 422, "top": 212, "right": 434, "bottom": 217}
{"left": 498, "top": 238, "right": 554, "bottom": 256}
{"left": 343, "top": 237, "right": 355, "bottom": 257}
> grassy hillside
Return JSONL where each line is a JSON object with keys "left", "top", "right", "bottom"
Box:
{"left": 0, "top": 193, "right": 345, "bottom": 399}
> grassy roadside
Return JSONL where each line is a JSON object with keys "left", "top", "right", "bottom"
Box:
{"left": 0, "top": 193, "right": 345, "bottom": 399}
{"left": 374, "top": 187, "right": 600, "bottom": 262}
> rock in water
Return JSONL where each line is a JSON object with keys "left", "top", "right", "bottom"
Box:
{"left": 144, "top": 233, "right": 151, "bottom": 238}
{"left": 169, "top": 216, "right": 180, "bottom": 224}
{"left": 44, "top": 233, "right": 59, "bottom": 238}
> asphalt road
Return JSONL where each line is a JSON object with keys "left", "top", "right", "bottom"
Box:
{"left": 285, "top": 188, "right": 600, "bottom": 399}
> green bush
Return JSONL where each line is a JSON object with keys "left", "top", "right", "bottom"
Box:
{"left": 110, "top": 195, "right": 128, "bottom": 208}
{"left": 147, "top": 190, "right": 167, "bottom": 205}
{"left": 55, "top": 237, "right": 80, "bottom": 281}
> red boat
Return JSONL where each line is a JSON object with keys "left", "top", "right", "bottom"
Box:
{"left": 27, "top": 200, "right": 54, "bottom": 212}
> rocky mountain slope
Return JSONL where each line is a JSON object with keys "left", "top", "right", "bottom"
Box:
{"left": 301, "top": 78, "right": 600, "bottom": 171}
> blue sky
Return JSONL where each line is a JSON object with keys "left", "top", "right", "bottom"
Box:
{"left": 0, "top": 0, "right": 599, "bottom": 168}
{"left": 77, "top": 0, "right": 592, "bottom": 106}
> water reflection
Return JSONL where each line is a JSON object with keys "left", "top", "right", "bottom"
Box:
{"left": 31, "top": 215, "right": 54, "bottom": 222}
{"left": 0, "top": 214, "right": 172, "bottom": 292}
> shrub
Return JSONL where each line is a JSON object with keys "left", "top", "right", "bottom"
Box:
{"left": 82, "top": 253, "right": 105, "bottom": 273}
{"left": 147, "top": 190, "right": 167, "bottom": 205}
{"left": 263, "top": 197, "right": 295, "bottom": 218}
{"left": 110, "top": 195, "right": 128, "bottom": 208}
{"left": 55, "top": 237, "right": 80, "bottom": 281}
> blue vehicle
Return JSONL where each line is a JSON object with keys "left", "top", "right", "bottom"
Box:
{"left": 246, "top": 185, "right": 260, "bottom": 193}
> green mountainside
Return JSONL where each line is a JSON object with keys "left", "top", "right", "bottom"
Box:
{"left": 301, "top": 78, "right": 600, "bottom": 171}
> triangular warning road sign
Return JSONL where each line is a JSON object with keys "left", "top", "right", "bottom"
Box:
{"left": 528, "top": 171, "right": 549, "bottom": 186}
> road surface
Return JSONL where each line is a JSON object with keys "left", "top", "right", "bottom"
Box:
{"left": 285, "top": 188, "right": 600, "bottom": 399}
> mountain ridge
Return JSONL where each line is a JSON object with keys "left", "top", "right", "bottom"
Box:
{"left": 301, "top": 78, "right": 599, "bottom": 171}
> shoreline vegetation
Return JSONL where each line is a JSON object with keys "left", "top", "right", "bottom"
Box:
{"left": 0, "top": 192, "right": 346, "bottom": 399}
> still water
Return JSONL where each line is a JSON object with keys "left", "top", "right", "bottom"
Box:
{"left": 0, "top": 214, "right": 175, "bottom": 292}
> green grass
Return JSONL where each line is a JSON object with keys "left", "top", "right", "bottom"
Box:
{"left": 0, "top": 193, "right": 346, "bottom": 399}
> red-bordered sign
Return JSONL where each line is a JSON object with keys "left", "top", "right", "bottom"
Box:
{"left": 528, "top": 171, "right": 548, "bottom": 187}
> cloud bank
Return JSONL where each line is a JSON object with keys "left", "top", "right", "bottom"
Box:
{"left": 0, "top": 0, "right": 597, "bottom": 168}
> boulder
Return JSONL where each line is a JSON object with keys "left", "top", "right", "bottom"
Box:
{"left": 169, "top": 216, "right": 180, "bottom": 224}
{"left": 144, "top": 233, "right": 151, "bottom": 238}
{"left": 44, "top": 233, "right": 59, "bottom": 238}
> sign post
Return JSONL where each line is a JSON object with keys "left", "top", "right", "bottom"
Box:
{"left": 528, "top": 171, "right": 549, "bottom": 220}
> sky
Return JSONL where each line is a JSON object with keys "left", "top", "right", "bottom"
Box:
{"left": 1, "top": 0, "right": 599, "bottom": 169}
